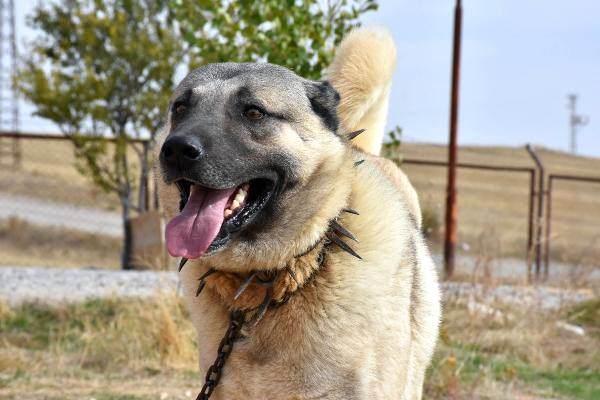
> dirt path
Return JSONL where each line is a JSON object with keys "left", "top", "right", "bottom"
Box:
{"left": 0, "top": 193, "right": 122, "bottom": 237}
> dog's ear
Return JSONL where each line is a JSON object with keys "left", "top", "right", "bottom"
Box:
{"left": 304, "top": 80, "right": 340, "bottom": 133}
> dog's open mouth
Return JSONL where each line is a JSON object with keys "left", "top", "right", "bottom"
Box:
{"left": 165, "top": 178, "right": 275, "bottom": 259}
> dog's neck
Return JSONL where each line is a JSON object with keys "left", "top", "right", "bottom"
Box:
{"left": 198, "top": 234, "right": 328, "bottom": 316}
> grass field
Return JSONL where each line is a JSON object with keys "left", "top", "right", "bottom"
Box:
{"left": 0, "top": 295, "right": 597, "bottom": 399}
{"left": 1, "top": 137, "right": 600, "bottom": 269}
{"left": 0, "top": 218, "right": 121, "bottom": 269}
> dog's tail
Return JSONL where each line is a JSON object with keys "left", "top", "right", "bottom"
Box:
{"left": 327, "top": 27, "right": 396, "bottom": 155}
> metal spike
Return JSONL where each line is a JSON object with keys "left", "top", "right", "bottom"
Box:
{"left": 198, "top": 268, "right": 216, "bottom": 281}
{"left": 326, "top": 232, "right": 362, "bottom": 260}
{"left": 347, "top": 129, "right": 366, "bottom": 141}
{"left": 195, "top": 268, "right": 216, "bottom": 297}
{"left": 196, "top": 280, "right": 207, "bottom": 297}
{"left": 354, "top": 159, "right": 365, "bottom": 167}
{"left": 253, "top": 287, "right": 273, "bottom": 326}
{"left": 178, "top": 258, "right": 188, "bottom": 272}
{"left": 286, "top": 267, "right": 299, "bottom": 285}
{"left": 331, "top": 220, "right": 358, "bottom": 242}
{"left": 234, "top": 271, "right": 258, "bottom": 300}
{"left": 342, "top": 208, "right": 360, "bottom": 215}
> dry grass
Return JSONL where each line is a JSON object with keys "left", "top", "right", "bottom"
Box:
{"left": 0, "top": 217, "right": 121, "bottom": 269}
{"left": 0, "top": 295, "right": 598, "bottom": 399}
{"left": 0, "top": 295, "right": 199, "bottom": 400}
{"left": 0, "top": 137, "right": 145, "bottom": 211}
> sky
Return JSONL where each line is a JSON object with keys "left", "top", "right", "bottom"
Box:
{"left": 11, "top": 0, "right": 600, "bottom": 157}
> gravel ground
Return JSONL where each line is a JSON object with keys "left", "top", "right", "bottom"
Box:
{"left": 0, "top": 267, "right": 594, "bottom": 309}
{"left": 0, "top": 267, "right": 178, "bottom": 306}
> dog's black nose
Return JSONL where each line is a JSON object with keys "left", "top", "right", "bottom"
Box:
{"left": 161, "top": 135, "right": 203, "bottom": 166}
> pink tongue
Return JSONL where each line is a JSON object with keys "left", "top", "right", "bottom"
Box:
{"left": 165, "top": 185, "right": 237, "bottom": 259}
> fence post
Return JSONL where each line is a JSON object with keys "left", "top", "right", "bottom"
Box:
{"left": 526, "top": 169, "right": 535, "bottom": 281}
{"left": 525, "top": 144, "right": 545, "bottom": 281}
{"left": 544, "top": 176, "right": 553, "bottom": 280}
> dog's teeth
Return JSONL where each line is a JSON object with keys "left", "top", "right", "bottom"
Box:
{"left": 235, "top": 190, "right": 246, "bottom": 202}
{"left": 224, "top": 209, "right": 233, "bottom": 218}
{"left": 232, "top": 200, "right": 240, "bottom": 209}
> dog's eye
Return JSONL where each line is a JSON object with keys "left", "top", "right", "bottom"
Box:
{"left": 173, "top": 103, "right": 186, "bottom": 115}
{"left": 244, "top": 107, "right": 264, "bottom": 121}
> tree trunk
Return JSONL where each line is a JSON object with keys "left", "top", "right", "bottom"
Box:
{"left": 120, "top": 193, "right": 134, "bottom": 270}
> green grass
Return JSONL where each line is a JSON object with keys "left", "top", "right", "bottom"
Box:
{"left": 518, "top": 367, "right": 600, "bottom": 399}
{"left": 428, "top": 342, "right": 599, "bottom": 400}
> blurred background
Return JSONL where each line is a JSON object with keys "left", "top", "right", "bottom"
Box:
{"left": 0, "top": 1, "right": 598, "bottom": 399}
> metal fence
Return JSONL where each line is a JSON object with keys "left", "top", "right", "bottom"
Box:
{"left": 400, "top": 145, "right": 600, "bottom": 282}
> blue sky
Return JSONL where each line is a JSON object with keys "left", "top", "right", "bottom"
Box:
{"left": 13, "top": 1, "right": 600, "bottom": 156}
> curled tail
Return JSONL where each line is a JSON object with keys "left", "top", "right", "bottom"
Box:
{"left": 327, "top": 27, "right": 396, "bottom": 155}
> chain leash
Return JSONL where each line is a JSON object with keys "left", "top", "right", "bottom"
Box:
{"left": 190, "top": 223, "right": 346, "bottom": 399}
{"left": 196, "top": 310, "right": 245, "bottom": 400}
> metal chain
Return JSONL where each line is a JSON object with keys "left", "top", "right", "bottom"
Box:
{"left": 193, "top": 237, "right": 331, "bottom": 399}
{"left": 196, "top": 310, "right": 245, "bottom": 400}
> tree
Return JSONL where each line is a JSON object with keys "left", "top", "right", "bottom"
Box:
{"left": 169, "top": 0, "right": 378, "bottom": 80}
{"left": 17, "top": 0, "right": 183, "bottom": 269}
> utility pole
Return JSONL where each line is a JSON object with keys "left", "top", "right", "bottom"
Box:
{"left": 444, "top": 0, "right": 462, "bottom": 279}
{"left": 0, "top": 0, "right": 21, "bottom": 167}
{"left": 567, "top": 94, "right": 589, "bottom": 154}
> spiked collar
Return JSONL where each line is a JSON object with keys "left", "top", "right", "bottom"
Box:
{"left": 177, "top": 207, "right": 361, "bottom": 325}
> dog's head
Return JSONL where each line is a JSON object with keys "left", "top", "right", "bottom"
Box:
{"left": 157, "top": 63, "right": 353, "bottom": 270}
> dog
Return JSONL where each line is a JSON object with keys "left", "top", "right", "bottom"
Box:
{"left": 156, "top": 27, "right": 440, "bottom": 400}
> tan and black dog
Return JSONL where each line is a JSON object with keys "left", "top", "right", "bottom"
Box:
{"left": 156, "top": 28, "right": 440, "bottom": 400}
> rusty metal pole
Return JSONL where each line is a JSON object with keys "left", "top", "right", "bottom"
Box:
{"left": 444, "top": 0, "right": 463, "bottom": 279}
{"left": 525, "top": 144, "right": 545, "bottom": 280}
{"left": 544, "top": 176, "right": 553, "bottom": 280}
{"left": 526, "top": 169, "right": 535, "bottom": 280}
